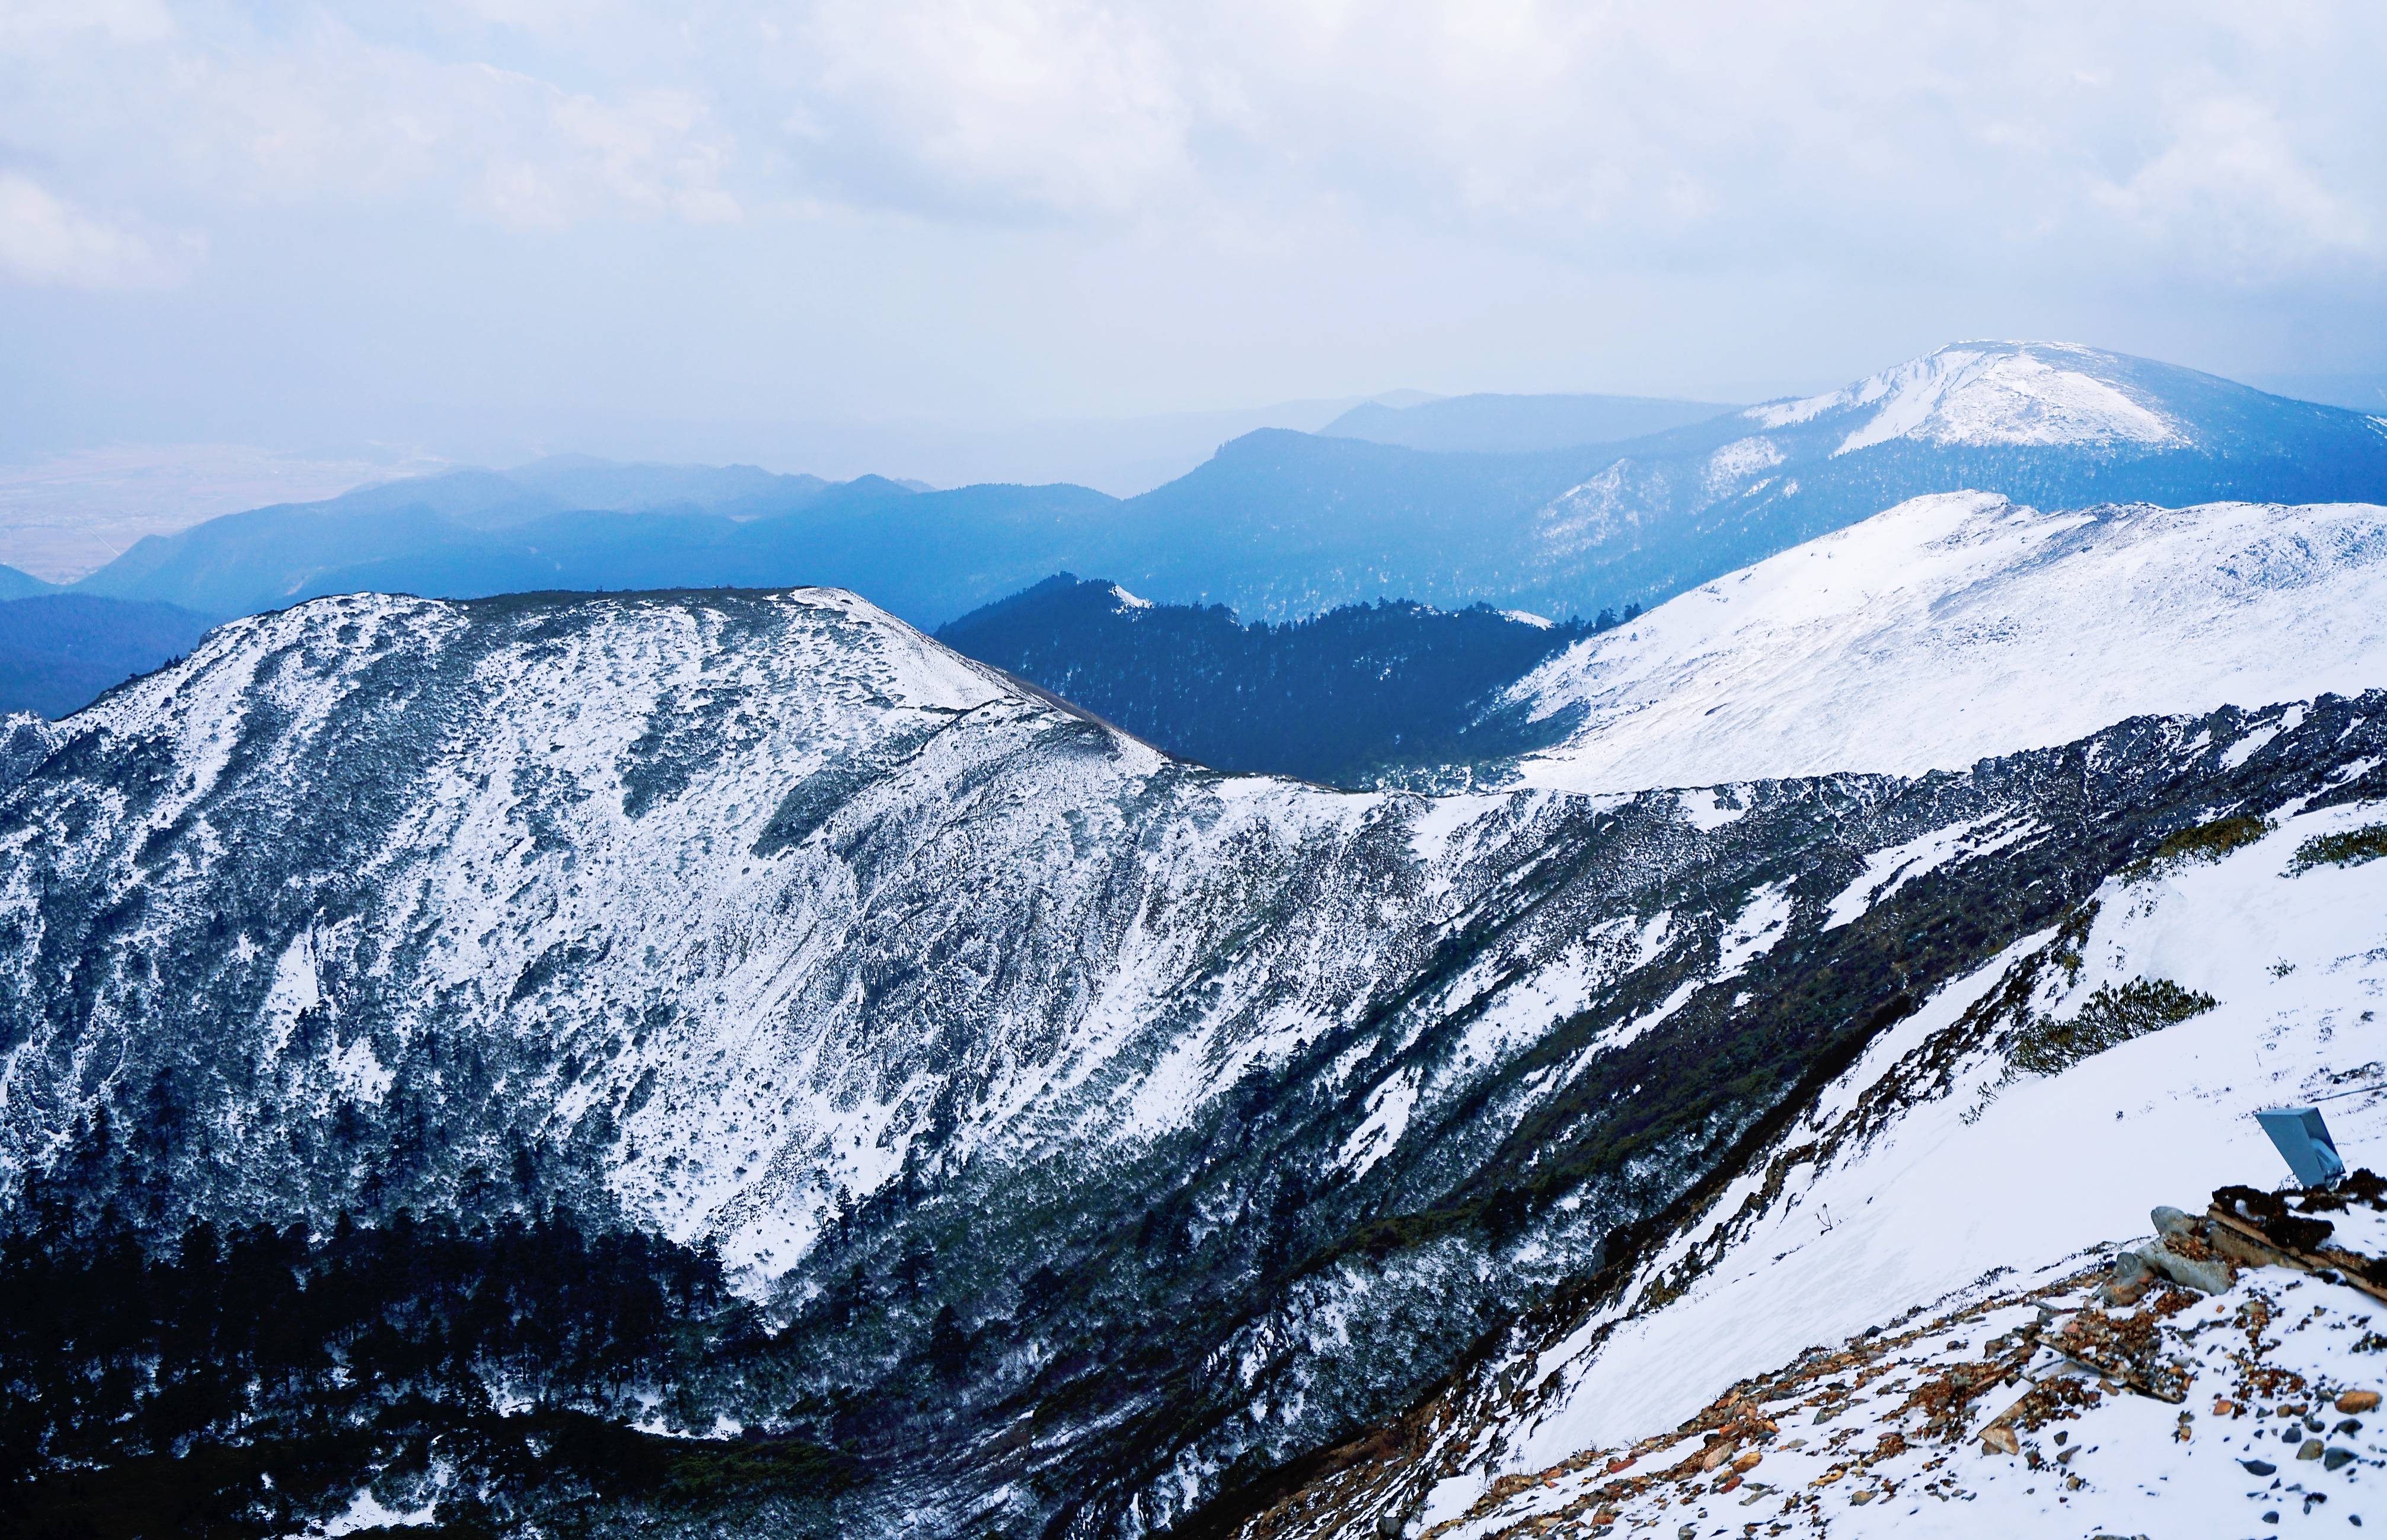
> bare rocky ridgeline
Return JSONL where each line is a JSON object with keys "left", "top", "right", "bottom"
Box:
{"left": 1256, "top": 1180, "right": 2387, "bottom": 1539}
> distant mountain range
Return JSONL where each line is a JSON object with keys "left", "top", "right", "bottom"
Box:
{"left": 14, "top": 341, "right": 2387, "bottom": 724}
{"left": 1318, "top": 390, "right": 1738, "bottom": 454}
{"left": 55, "top": 343, "right": 2387, "bottom": 635}
{"left": 937, "top": 576, "right": 1605, "bottom": 787}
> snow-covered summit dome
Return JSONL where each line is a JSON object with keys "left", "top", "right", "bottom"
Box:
{"left": 1745, "top": 341, "right": 2193, "bottom": 455}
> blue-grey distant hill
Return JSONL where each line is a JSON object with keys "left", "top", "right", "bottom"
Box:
{"left": 0, "top": 565, "right": 55, "bottom": 601}
{"left": 1319, "top": 391, "right": 1738, "bottom": 453}
{"left": 0, "top": 594, "right": 214, "bottom": 718}
{"left": 63, "top": 343, "right": 2387, "bottom": 632}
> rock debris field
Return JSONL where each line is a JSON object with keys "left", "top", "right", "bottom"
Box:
{"left": 1431, "top": 1174, "right": 2387, "bottom": 1538}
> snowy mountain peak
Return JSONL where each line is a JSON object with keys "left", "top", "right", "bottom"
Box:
{"left": 1747, "top": 341, "right": 2194, "bottom": 455}
{"left": 1512, "top": 491, "right": 2387, "bottom": 792}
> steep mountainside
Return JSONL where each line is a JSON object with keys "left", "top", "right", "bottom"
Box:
{"left": 1511, "top": 493, "right": 2387, "bottom": 792}
{"left": 936, "top": 575, "right": 1598, "bottom": 787}
{"left": 1233, "top": 747, "right": 2387, "bottom": 1540}
{"left": 6, "top": 586, "right": 2387, "bottom": 1536}
{"left": 1318, "top": 394, "right": 1737, "bottom": 455}
{"left": 63, "top": 345, "right": 2387, "bottom": 634}
{"left": 0, "top": 593, "right": 215, "bottom": 717}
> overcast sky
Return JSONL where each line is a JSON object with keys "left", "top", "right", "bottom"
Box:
{"left": 5, "top": 1, "right": 2385, "bottom": 474}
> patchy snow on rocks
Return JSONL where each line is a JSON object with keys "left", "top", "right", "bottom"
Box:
{"left": 1234, "top": 792, "right": 2387, "bottom": 1540}
{"left": 1511, "top": 493, "right": 2387, "bottom": 794}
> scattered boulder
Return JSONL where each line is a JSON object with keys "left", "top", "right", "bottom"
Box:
{"left": 2339, "top": 1390, "right": 2382, "bottom": 1414}
{"left": 2299, "top": 1439, "right": 2326, "bottom": 1460}
{"left": 2139, "top": 1235, "right": 2236, "bottom": 1295}
{"left": 2327, "top": 1448, "right": 2358, "bottom": 1471}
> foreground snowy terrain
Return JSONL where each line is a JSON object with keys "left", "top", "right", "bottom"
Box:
{"left": 1236, "top": 787, "right": 2387, "bottom": 1539}
{"left": 1512, "top": 493, "right": 2387, "bottom": 793}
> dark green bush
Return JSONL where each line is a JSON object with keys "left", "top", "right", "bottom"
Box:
{"left": 2124, "top": 815, "right": 2271, "bottom": 882}
{"left": 2008, "top": 977, "right": 2218, "bottom": 1075}
{"left": 2291, "top": 823, "right": 2387, "bottom": 873}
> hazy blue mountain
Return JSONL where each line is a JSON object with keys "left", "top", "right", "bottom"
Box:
{"left": 0, "top": 564, "right": 56, "bottom": 600}
{"left": 1319, "top": 390, "right": 1737, "bottom": 453}
{"left": 937, "top": 574, "right": 1613, "bottom": 786}
{"left": 0, "top": 593, "right": 215, "bottom": 717}
{"left": 503, "top": 453, "right": 827, "bottom": 514}
{"left": 2251, "top": 369, "right": 2387, "bottom": 413}
{"left": 70, "top": 462, "right": 1086, "bottom": 622}
{"left": 63, "top": 343, "right": 2387, "bottom": 632}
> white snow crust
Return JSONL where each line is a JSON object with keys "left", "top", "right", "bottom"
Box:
{"left": 1746, "top": 341, "right": 2189, "bottom": 453}
{"left": 1514, "top": 493, "right": 2387, "bottom": 794}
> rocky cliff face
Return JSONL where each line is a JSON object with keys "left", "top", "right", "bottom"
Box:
{"left": 4, "top": 586, "right": 2383, "bottom": 1536}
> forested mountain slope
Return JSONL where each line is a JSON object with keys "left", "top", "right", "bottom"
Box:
{"left": 936, "top": 576, "right": 1603, "bottom": 787}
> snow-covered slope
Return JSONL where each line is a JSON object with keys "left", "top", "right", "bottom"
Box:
{"left": 1511, "top": 494, "right": 2387, "bottom": 793}
{"left": 1239, "top": 770, "right": 2387, "bottom": 1540}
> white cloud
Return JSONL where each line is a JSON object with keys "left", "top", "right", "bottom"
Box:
{"left": 0, "top": 0, "right": 173, "bottom": 45}
{"left": 2092, "top": 95, "right": 2378, "bottom": 270}
{"left": 0, "top": 171, "right": 197, "bottom": 289}
{"left": 782, "top": 0, "right": 1193, "bottom": 221}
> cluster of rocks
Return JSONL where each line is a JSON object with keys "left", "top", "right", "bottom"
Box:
{"left": 2104, "top": 1204, "right": 2237, "bottom": 1302}
{"left": 1363, "top": 1175, "right": 2387, "bottom": 1539}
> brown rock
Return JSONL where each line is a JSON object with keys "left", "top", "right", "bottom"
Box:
{"left": 1731, "top": 1450, "right": 1763, "bottom": 1473}
{"left": 1981, "top": 1426, "right": 2020, "bottom": 1456}
{"left": 2338, "top": 1390, "right": 2382, "bottom": 1414}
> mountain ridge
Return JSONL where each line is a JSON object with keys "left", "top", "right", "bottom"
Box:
{"left": 56, "top": 343, "right": 2387, "bottom": 634}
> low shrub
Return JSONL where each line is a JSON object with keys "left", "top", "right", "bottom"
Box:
{"left": 2008, "top": 977, "right": 2219, "bottom": 1076}
{"left": 2290, "top": 823, "right": 2387, "bottom": 873}
{"left": 2123, "top": 815, "right": 2271, "bottom": 883}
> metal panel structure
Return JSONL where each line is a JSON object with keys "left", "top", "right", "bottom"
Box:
{"left": 2256, "top": 1106, "right": 2347, "bottom": 1187}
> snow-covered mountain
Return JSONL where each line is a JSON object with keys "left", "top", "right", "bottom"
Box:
{"left": 1748, "top": 340, "right": 2195, "bottom": 452}
{"left": 1520, "top": 341, "right": 2387, "bottom": 616}
{"left": 7, "top": 577, "right": 2387, "bottom": 1534}
{"left": 1509, "top": 493, "right": 2387, "bottom": 793}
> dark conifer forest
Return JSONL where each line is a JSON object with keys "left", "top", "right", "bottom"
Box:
{"left": 937, "top": 576, "right": 1633, "bottom": 786}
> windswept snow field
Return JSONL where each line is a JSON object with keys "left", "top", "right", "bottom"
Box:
{"left": 1515, "top": 493, "right": 2387, "bottom": 793}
